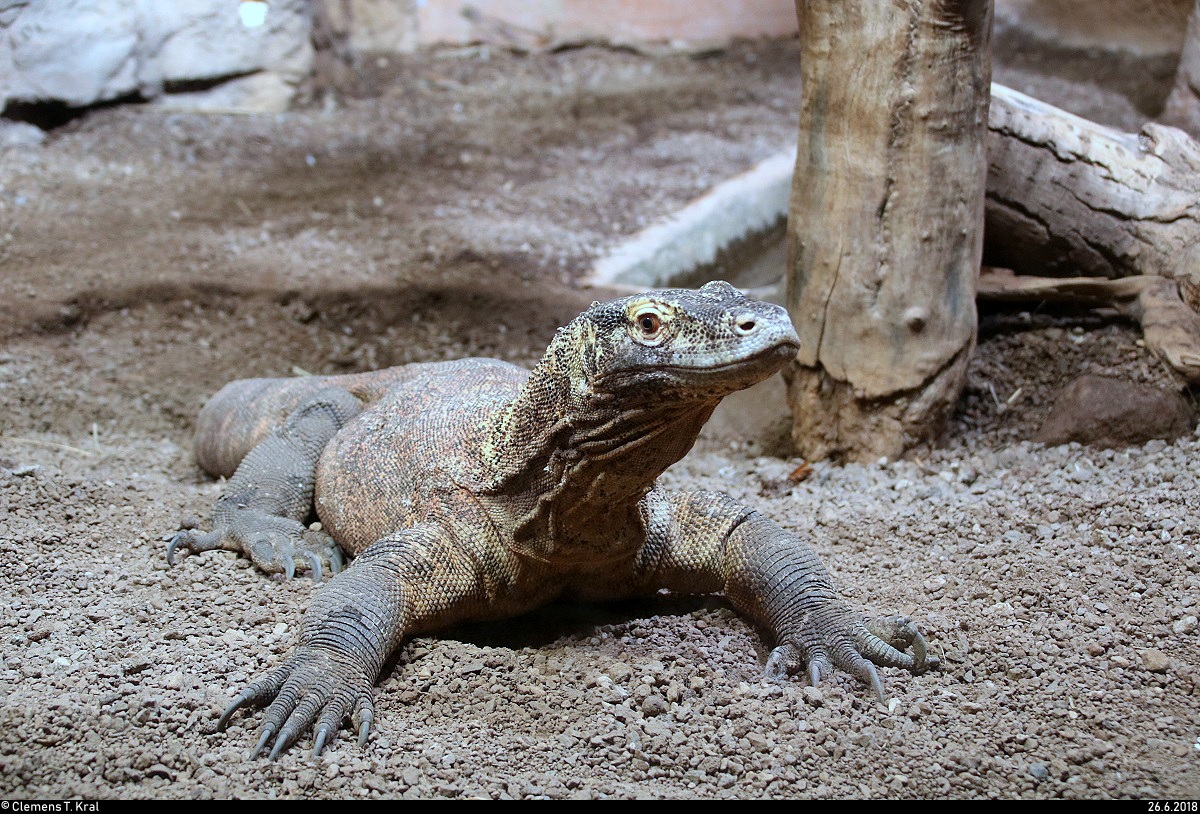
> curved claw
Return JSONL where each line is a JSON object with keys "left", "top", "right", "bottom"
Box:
{"left": 860, "top": 660, "right": 886, "bottom": 703}
{"left": 251, "top": 725, "right": 276, "bottom": 759}
{"left": 313, "top": 725, "right": 331, "bottom": 758}
{"left": 268, "top": 735, "right": 288, "bottom": 761}
{"left": 357, "top": 709, "right": 373, "bottom": 749}
{"left": 808, "top": 657, "right": 822, "bottom": 688}
{"left": 303, "top": 552, "right": 323, "bottom": 583}
{"left": 166, "top": 531, "right": 189, "bottom": 565}
{"left": 281, "top": 553, "right": 296, "bottom": 580}
{"left": 328, "top": 548, "right": 344, "bottom": 575}
{"left": 911, "top": 630, "right": 927, "bottom": 671}
{"left": 217, "top": 687, "right": 256, "bottom": 730}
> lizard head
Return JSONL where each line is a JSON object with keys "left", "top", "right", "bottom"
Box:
{"left": 494, "top": 281, "right": 800, "bottom": 537}
{"left": 584, "top": 280, "right": 800, "bottom": 402}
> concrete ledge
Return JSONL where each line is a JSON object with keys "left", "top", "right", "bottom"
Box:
{"left": 587, "top": 148, "right": 795, "bottom": 291}
{"left": 346, "top": 0, "right": 799, "bottom": 53}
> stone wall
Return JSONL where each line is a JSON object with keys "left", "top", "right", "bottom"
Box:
{"left": 0, "top": 0, "right": 313, "bottom": 114}
{"left": 996, "top": 0, "right": 1192, "bottom": 56}
{"left": 2, "top": 0, "right": 1195, "bottom": 117}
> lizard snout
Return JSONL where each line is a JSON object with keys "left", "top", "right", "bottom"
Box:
{"left": 729, "top": 302, "right": 800, "bottom": 351}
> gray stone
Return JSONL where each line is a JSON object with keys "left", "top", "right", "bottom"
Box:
{"left": 640, "top": 694, "right": 668, "bottom": 716}
{"left": 1139, "top": 648, "right": 1171, "bottom": 673}
{"left": 1172, "top": 615, "right": 1197, "bottom": 634}
{"left": 1036, "top": 374, "right": 1196, "bottom": 449}
{"left": 1, "top": 0, "right": 312, "bottom": 113}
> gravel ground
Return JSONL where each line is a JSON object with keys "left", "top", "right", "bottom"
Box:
{"left": 1, "top": 42, "right": 1198, "bottom": 800}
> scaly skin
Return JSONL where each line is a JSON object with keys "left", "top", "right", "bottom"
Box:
{"left": 170, "top": 281, "right": 934, "bottom": 758}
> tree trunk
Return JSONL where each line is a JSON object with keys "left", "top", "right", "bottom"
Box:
{"left": 785, "top": 0, "right": 993, "bottom": 463}
{"left": 984, "top": 83, "right": 1200, "bottom": 294}
{"left": 1162, "top": 0, "right": 1200, "bottom": 139}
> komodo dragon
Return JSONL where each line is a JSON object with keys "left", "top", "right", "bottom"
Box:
{"left": 168, "top": 281, "right": 932, "bottom": 758}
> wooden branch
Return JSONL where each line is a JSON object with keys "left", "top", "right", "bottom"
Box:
{"left": 985, "top": 83, "right": 1200, "bottom": 293}
{"left": 978, "top": 267, "right": 1200, "bottom": 384}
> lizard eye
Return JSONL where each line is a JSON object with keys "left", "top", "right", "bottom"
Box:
{"left": 637, "top": 312, "right": 661, "bottom": 335}
{"left": 627, "top": 303, "right": 671, "bottom": 346}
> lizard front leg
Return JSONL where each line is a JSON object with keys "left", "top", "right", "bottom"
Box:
{"left": 632, "top": 489, "right": 933, "bottom": 698}
{"left": 218, "top": 521, "right": 506, "bottom": 758}
{"left": 168, "top": 387, "right": 362, "bottom": 580}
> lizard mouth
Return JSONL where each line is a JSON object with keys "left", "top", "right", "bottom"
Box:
{"left": 658, "top": 339, "right": 801, "bottom": 375}
{"left": 596, "top": 337, "right": 800, "bottom": 395}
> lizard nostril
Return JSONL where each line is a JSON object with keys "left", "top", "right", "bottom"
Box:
{"left": 734, "top": 316, "right": 757, "bottom": 335}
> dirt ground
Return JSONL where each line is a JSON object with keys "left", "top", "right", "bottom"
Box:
{"left": 1, "top": 41, "right": 1198, "bottom": 800}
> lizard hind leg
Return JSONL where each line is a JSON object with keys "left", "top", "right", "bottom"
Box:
{"left": 168, "top": 387, "right": 362, "bottom": 581}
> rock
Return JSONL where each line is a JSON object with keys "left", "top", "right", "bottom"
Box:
{"left": 1, "top": 0, "right": 313, "bottom": 113}
{"left": 1138, "top": 649, "right": 1171, "bottom": 673}
{"left": 1172, "top": 615, "right": 1198, "bottom": 634}
{"left": 1035, "top": 375, "right": 1195, "bottom": 449}
{"left": 0, "top": 119, "right": 45, "bottom": 147}
{"left": 640, "top": 694, "right": 668, "bottom": 717}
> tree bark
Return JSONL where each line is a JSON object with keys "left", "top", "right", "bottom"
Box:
{"left": 984, "top": 82, "right": 1200, "bottom": 292}
{"left": 1162, "top": 0, "right": 1200, "bottom": 140}
{"left": 981, "top": 83, "right": 1200, "bottom": 383}
{"left": 985, "top": 83, "right": 1200, "bottom": 292}
{"left": 785, "top": 0, "right": 993, "bottom": 463}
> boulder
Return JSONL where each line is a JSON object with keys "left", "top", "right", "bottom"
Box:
{"left": 0, "top": 0, "right": 313, "bottom": 114}
{"left": 1036, "top": 374, "right": 1196, "bottom": 448}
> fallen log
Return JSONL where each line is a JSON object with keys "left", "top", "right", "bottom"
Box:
{"left": 983, "top": 83, "right": 1200, "bottom": 383}
{"left": 985, "top": 82, "right": 1200, "bottom": 293}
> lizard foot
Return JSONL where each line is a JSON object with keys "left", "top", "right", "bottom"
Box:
{"left": 764, "top": 604, "right": 935, "bottom": 702}
{"left": 217, "top": 644, "right": 375, "bottom": 758}
{"left": 167, "top": 513, "right": 344, "bottom": 581}
{"left": 864, "top": 615, "right": 937, "bottom": 673}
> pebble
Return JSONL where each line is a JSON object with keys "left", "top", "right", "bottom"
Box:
{"left": 641, "top": 695, "right": 668, "bottom": 716}
{"left": 0, "top": 121, "right": 46, "bottom": 148}
{"left": 1139, "top": 649, "right": 1171, "bottom": 673}
{"left": 1171, "top": 616, "right": 1197, "bottom": 635}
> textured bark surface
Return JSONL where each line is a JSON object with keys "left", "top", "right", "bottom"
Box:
{"left": 786, "top": 0, "right": 992, "bottom": 462}
{"left": 986, "top": 83, "right": 1200, "bottom": 291}
{"left": 1162, "top": 0, "right": 1200, "bottom": 138}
